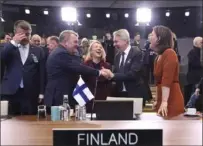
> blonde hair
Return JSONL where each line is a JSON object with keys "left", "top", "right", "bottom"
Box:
{"left": 85, "top": 40, "right": 106, "bottom": 62}
{"left": 113, "top": 29, "right": 130, "bottom": 44}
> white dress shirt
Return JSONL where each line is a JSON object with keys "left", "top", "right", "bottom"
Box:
{"left": 119, "top": 45, "right": 131, "bottom": 91}
{"left": 11, "top": 40, "right": 29, "bottom": 88}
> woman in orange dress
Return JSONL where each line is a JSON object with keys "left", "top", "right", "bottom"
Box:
{"left": 150, "top": 25, "right": 185, "bottom": 118}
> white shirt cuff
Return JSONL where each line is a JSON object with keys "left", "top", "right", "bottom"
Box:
{"left": 10, "top": 40, "right": 18, "bottom": 47}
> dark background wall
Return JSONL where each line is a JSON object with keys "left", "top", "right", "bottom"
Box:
{"left": 1, "top": 5, "right": 202, "bottom": 69}
{"left": 1, "top": 5, "right": 203, "bottom": 38}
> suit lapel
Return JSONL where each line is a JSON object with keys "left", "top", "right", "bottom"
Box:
{"left": 24, "top": 45, "right": 33, "bottom": 65}
{"left": 125, "top": 47, "right": 133, "bottom": 66}
{"left": 115, "top": 53, "right": 121, "bottom": 71}
{"left": 15, "top": 48, "right": 23, "bottom": 65}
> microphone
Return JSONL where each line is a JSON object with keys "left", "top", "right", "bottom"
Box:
{"left": 90, "top": 77, "right": 98, "bottom": 120}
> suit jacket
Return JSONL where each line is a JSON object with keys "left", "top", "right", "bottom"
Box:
{"left": 131, "top": 41, "right": 141, "bottom": 50}
{"left": 187, "top": 46, "right": 203, "bottom": 84}
{"left": 0, "top": 43, "right": 5, "bottom": 82}
{"left": 113, "top": 46, "right": 149, "bottom": 99}
{"left": 102, "top": 40, "right": 115, "bottom": 65}
{"left": 0, "top": 42, "right": 46, "bottom": 99}
{"left": 44, "top": 45, "right": 99, "bottom": 107}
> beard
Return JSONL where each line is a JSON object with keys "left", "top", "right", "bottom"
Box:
{"left": 20, "top": 38, "right": 29, "bottom": 45}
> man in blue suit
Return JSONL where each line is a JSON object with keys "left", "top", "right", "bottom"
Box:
{"left": 44, "top": 30, "right": 108, "bottom": 108}
{"left": 0, "top": 20, "right": 46, "bottom": 115}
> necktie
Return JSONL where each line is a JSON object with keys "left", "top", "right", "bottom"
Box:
{"left": 119, "top": 52, "right": 125, "bottom": 72}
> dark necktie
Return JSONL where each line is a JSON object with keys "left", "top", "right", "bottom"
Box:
{"left": 119, "top": 52, "right": 125, "bottom": 72}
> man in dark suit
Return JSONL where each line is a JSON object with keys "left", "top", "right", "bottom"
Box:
{"left": 0, "top": 42, "right": 6, "bottom": 81}
{"left": 185, "top": 37, "right": 203, "bottom": 104}
{"left": 131, "top": 32, "right": 141, "bottom": 50}
{"left": 103, "top": 29, "right": 151, "bottom": 105}
{"left": 44, "top": 30, "right": 108, "bottom": 108}
{"left": 0, "top": 20, "right": 46, "bottom": 115}
{"left": 102, "top": 32, "right": 116, "bottom": 65}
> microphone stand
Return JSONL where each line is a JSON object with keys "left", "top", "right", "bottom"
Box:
{"left": 90, "top": 77, "right": 98, "bottom": 121}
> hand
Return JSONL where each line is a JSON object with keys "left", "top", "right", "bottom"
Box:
{"left": 12, "top": 33, "right": 27, "bottom": 44}
{"left": 100, "top": 69, "right": 108, "bottom": 77}
{"left": 101, "top": 68, "right": 114, "bottom": 79}
{"left": 194, "top": 88, "right": 200, "bottom": 96}
{"left": 38, "top": 94, "right": 44, "bottom": 104}
{"left": 157, "top": 101, "right": 168, "bottom": 117}
{"left": 152, "top": 100, "right": 157, "bottom": 110}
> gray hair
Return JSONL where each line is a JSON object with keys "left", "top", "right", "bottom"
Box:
{"left": 31, "top": 34, "right": 41, "bottom": 41}
{"left": 113, "top": 29, "right": 130, "bottom": 43}
{"left": 14, "top": 20, "right": 32, "bottom": 33}
{"left": 59, "top": 30, "right": 78, "bottom": 42}
{"left": 193, "top": 36, "right": 202, "bottom": 48}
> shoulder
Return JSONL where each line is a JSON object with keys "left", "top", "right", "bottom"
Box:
{"left": 115, "top": 51, "right": 121, "bottom": 57}
{"left": 30, "top": 45, "right": 44, "bottom": 52}
{"left": 131, "top": 46, "right": 142, "bottom": 55}
{"left": 3, "top": 42, "right": 17, "bottom": 49}
{"left": 162, "top": 48, "right": 178, "bottom": 61}
{"left": 163, "top": 48, "right": 176, "bottom": 57}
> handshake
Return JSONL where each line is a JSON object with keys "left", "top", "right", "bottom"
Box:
{"left": 99, "top": 67, "right": 114, "bottom": 79}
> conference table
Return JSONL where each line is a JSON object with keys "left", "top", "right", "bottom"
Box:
{"left": 1, "top": 113, "right": 202, "bottom": 146}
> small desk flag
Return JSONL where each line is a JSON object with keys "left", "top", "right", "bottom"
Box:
{"left": 72, "top": 77, "right": 94, "bottom": 106}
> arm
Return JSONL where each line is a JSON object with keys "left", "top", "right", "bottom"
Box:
{"left": 196, "top": 78, "right": 203, "bottom": 89}
{"left": 161, "top": 51, "right": 178, "bottom": 102}
{"left": 0, "top": 42, "right": 18, "bottom": 62}
{"left": 39, "top": 47, "right": 46, "bottom": 95}
{"left": 56, "top": 52, "right": 100, "bottom": 76}
{"left": 112, "top": 50, "right": 143, "bottom": 81}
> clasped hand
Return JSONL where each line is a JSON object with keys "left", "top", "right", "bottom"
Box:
{"left": 100, "top": 67, "right": 114, "bottom": 79}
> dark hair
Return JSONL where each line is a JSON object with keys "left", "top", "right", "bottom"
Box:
{"left": 135, "top": 32, "right": 140, "bottom": 36}
{"left": 14, "top": 20, "right": 32, "bottom": 32}
{"left": 153, "top": 25, "right": 173, "bottom": 54}
{"left": 48, "top": 36, "right": 59, "bottom": 44}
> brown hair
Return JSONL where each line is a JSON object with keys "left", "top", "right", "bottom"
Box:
{"left": 47, "top": 36, "right": 59, "bottom": 44}
{"left": 153, "top": 25, "right": 173, "bottom": 54}
{"left": 14, "top": 20, "right": 32, "bottom": 32}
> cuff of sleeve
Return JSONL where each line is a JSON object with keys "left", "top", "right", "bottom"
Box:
{"left": 39, "top": 94, "right": 44, "bottom": 99}
{"left": 10, "top": 40, "right": 18, "bottom": 47}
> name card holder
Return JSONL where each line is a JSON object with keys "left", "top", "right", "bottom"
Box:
{"left": 53, "top": 129, "right": 162, "bottom": 146}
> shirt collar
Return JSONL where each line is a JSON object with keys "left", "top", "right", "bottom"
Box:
{"left": 18, "top": 43, "right": 29, "bottom": 49}
{"left": 123, "top": 45, "right": 131, "bottom": 55}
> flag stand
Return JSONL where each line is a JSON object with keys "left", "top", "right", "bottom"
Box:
{"left": 90, "top": 78, "right": 98, "bottom": 120}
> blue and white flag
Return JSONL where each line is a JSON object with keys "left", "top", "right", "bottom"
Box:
{"left": 72, "top": 77, "right": 94, "bottom": 106}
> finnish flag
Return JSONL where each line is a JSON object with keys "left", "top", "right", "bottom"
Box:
{"left": 72, "top": 77, "right": 94, "bottom": 106}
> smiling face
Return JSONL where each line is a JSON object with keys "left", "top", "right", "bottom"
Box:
{"left": 90, "top": 42, "right": 104, "bottom": 59}
{"left": 64, "top": 33, "right": 79, "bottom": 54}
{"left": 113, "top": 35, "right": 128, "bottom": 51}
